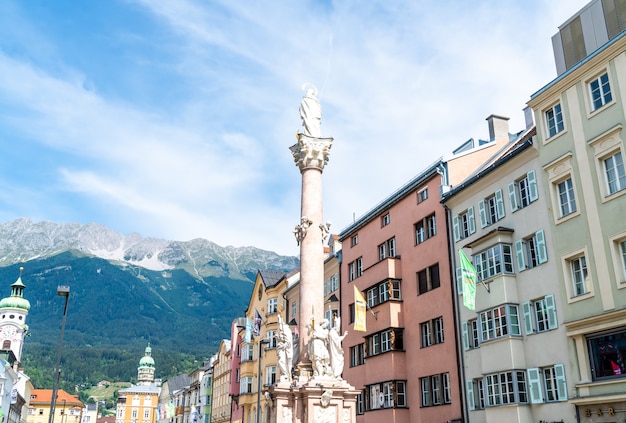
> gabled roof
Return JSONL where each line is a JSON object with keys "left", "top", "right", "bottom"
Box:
{"left": 165, "top": 374, "right": 190, "bottom": 394}
{"left": 257, "top": 270, "right": 286, "bottom": 289}
{"left": 29, "top": 390, "right": 83, "bottom": 407}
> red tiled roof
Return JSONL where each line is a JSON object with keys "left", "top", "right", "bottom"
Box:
{"left": 29, "top": 390, "right": 83, "bottom": 407}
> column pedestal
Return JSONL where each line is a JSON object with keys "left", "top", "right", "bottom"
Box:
{"left": 269, "top": 379, "right": 359, "bottom": 423}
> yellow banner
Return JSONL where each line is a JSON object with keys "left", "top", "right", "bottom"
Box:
{"left": 354, "top": 285, "right": 367, "bottom": 332}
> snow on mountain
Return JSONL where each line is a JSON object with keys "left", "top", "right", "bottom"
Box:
{"left": 0, "top": 218, "right": 298, "bottom": 279}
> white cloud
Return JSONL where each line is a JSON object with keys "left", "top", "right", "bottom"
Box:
{"left": 0, "top": 0, "right": 592, "bottom": 256}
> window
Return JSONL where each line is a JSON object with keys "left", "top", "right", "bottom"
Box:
{"left": 265, "top": 366, "right": 276, "bottom": 386}
{"left": 589, "top": 72, "right": 612, "bottom": 111}
{"left": 266, "top": 330, "right": 277, "bottom": 348}
{"left": 415, "top": 214, "right": 437, "bottom": 244}
{"left": 267, "top": 297, "right": 278, "bottom": 314}
{"left": 378, "top": 237, "right": 397, "bottom": 261}
{"left": 417, "top": 263, "right": 440, "bottom": 295}
{"left": 527, "top": 364, "right": 568, "bottom": 403}
{"left": 421, "top": 317, "right": 444, "bottom": 347}
{"left": 381, "top": 213, "right": 390, "bottom": 227}
{"left": 356, "top": 392, "right": 364, "bottom": 415}
{"left": 144, "top": 410, "right": 150, "bottom": 419}
{"left": 474, "top": 243, "right": 514, "bottom": 281}
{"left": 348, "top": 258, "right": 363, "bottom": 281}
{"left": 365, "top": 279, "right": 401, "bottom": 308}
{"left": 557, "top": 177, "right": 577, "bottom": 217}
{"left": 291, "top": 301, "right": 297, "bottom": 318}
{"left": 509, "top": 170, "right": 539, "bottom": 211}
{"left": 350, "top": 343, "right": 366, "bottom": 367}
{"left": 420, "top": 374, "right": 451, "bottom": 407}
{"left": 324, "top": 273, "right": 339, "bottom": 295}
{"left": 479, "top": 304, "right": 521, "bottom": 342}
{"left": 241, "top": 344, "right": 254, "bottom": 362}
{"left": 240, "top": 376, "right": 254, "bottom": 394}
{"left": 545, "top": 103, "right": 564, "bottom": 137}
{"left": 418, "top": 187, "right": 428, "bottom": 203}
{"left": 515, "top": 230, "right": 548, "bottom": 271}
{"left": 618, "top": 240, "right": 626, "bottom": 282}
{"left": 570, "top": 255, "right": 589, "bottom": 296}
{"left": 588, "top": 329, "right": 626, "bottom": 380}
{"left": 324, "top": 308, "right": 338, "bottom": 323}
{"left": 466, "top": 378, "right": 485, "bottom": 410}
{"left": 603, "top": 151, "right": 626, "bottom": 195}
{"left": 521, "top": 294, "right": 558, "bottom": 335}
{"left": 478, "top": 190, "right": 505, "bottom": 227}
{"left": 462, "top": 318, "right": 480, "bottom": 350}
{"left": 366, "top": 381, "right": 407, "bottom": 410}
{"left": 351, "top": 234, "right": 359, "bottom": 247}
{"left": 485, "top": 371, "right": 528, "bottom": 406}
{"left": 366, "top": 328, "right": 403, "bottom": 356}
{"left": 453, "top": 207, "right": 476, "bottom": 241}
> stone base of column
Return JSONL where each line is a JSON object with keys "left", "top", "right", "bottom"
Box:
{"left": 267, "top": 378, "right": 359, "bottom": 423}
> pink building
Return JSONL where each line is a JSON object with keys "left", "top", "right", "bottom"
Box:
{"left": 229, "top": 319, "right": 244, "bottom": 423}
{"left": 339, "top": 116, "right": 514, "bottom": 422}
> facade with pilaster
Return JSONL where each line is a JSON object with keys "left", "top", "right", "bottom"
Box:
{"left": 528, "top": 0, "right": 626, "bottom": 421}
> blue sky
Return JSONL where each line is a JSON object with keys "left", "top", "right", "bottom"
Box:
{"left": 0, "top": 0, "right": 590, "bottom": 256}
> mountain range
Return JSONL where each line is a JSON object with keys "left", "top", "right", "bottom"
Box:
{"left": 0, "top": 218, "right": 299, "bottom": 388}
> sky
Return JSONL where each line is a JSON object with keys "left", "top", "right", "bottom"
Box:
{"left": 0, "top": 0, "right": 591, "bottom": 256}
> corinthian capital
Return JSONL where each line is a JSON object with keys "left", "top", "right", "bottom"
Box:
{"left": 290, "top": 133, "right": 333, "bottom": 172}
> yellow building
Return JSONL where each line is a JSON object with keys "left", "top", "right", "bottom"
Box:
{"left": 238, "top": 270, "right": 289, "bottom": 423}
{"left": 115, "top": 345, "right": 160, "bottom": 423}
{"left": 27, "top": 389, "right": 83, "bottom": 423}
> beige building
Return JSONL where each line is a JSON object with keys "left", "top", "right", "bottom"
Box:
{"left": 27, "top": 390, "right": 83, "bottom": 423}
{"left": 528, "top": 1, "right": 626, "bottom": 421}
{"left": 210, "top": 340, "right": 230, "bottom": 423}
{"left": 116, "top": 345, "right": 159, "bottom": 423}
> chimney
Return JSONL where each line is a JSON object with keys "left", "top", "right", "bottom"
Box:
{"left": 486, "top": 114, "right": 510, "bottom": 142}
{"left": 523, "top": 106, "right": 534, "bottom": 130}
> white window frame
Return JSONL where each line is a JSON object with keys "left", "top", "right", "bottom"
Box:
{"left": 588, "top": 71, "right": 613, "bottom": 112}
{"left": 515, "top": 230, "right": 548, "bottom": 272}
{"left": 521, "top": 294, "right": 558, "bottom": 335}
{"left": 557, "top": 177, "right": 577, "bottom": 217}
{"left": 603, "top": 151, "right": 626, "bottom": 195}
{"left": 545, "top": 102, "right": 565, "bottom": 138}
{"left": 508, "top": 170, "right": 539, "bottom": 212}
{"left": 417, "top": 187, "right": 428, "bottom": 203}
{"left": 478, "top": 189, "right": 505, "bottom": 228}
{"left": 479, "top": 304, "right": 520, "bottom": 342}
{"left": 453, "top": 207, "right": 476, "bottom": 242}
{"left": 544, "top": 153, "right": 581, "bottom": 224}
{"left": 267, "top": 297, "right": 278, "bottom": 314}
{"left": 562, "top": 248, "right": 593, "bottom": 303}
{"left": 589, "top": 125, "right": 626, "bottom": 201}
{"left": 609, "top": 232, "right": 626, "bottom": 286}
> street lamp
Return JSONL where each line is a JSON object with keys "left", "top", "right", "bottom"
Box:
{"left": 48, "top": 286, "right": 70, "bottom": 423}
{"left": 256, "top": 338, "right": 269, "bottom": 423}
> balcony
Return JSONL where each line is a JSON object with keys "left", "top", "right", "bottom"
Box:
{"left": 365, "top": 257, "right": 401, "bottom": 281}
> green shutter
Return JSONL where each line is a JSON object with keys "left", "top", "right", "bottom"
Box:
{"left": 456, "top": 267, "right": 463, "bottom": 295}
{"left": 536, "top": 230, "right": 548, "bottom": 264}
{"left": 462, "top": 322, "right": 469, "bottom": 351}
{"left": 453, "top": 215, "right": 460, "bottom": 242}
{"left": 545, "top": 294, "right": 558, "bottom": 329}
{"left": 515, "top": 239, "right": 526, "bottom": 272}
{"left": 466, "top": 380, "right": 475, "bottom": 410}
{"left": 554, "top": 363, "right": 568, "bottom": 401}
{"left": 522, "top": 301, "right": 533, "bottom": 335}
{"left": 528, "top": 170, "right": 539, "bottom": 201}
{"left": 468, "top": 206, "right": 476, "bottom": 235}
{"left": 508, "top": 182, "right": 518, "bottom": 212}
{"left": 495, "top": 189, "right": 505, "bottom": 219}
{"left": 478, "top": 200, "right": 487, "bottom": 228}
{"left": 527, "top": 368, "right": 544, "bottom": 403}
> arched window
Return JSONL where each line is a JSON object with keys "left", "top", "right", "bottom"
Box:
{"left": 2, "top": 340, "right": 10, "bottom": 350}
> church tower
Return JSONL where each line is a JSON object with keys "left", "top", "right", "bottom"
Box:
{"left": 0, "top": 268, "right": 30, "bottom": 367}
{"left": 137, "top": 343, "right": 155, "bottom": 385}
